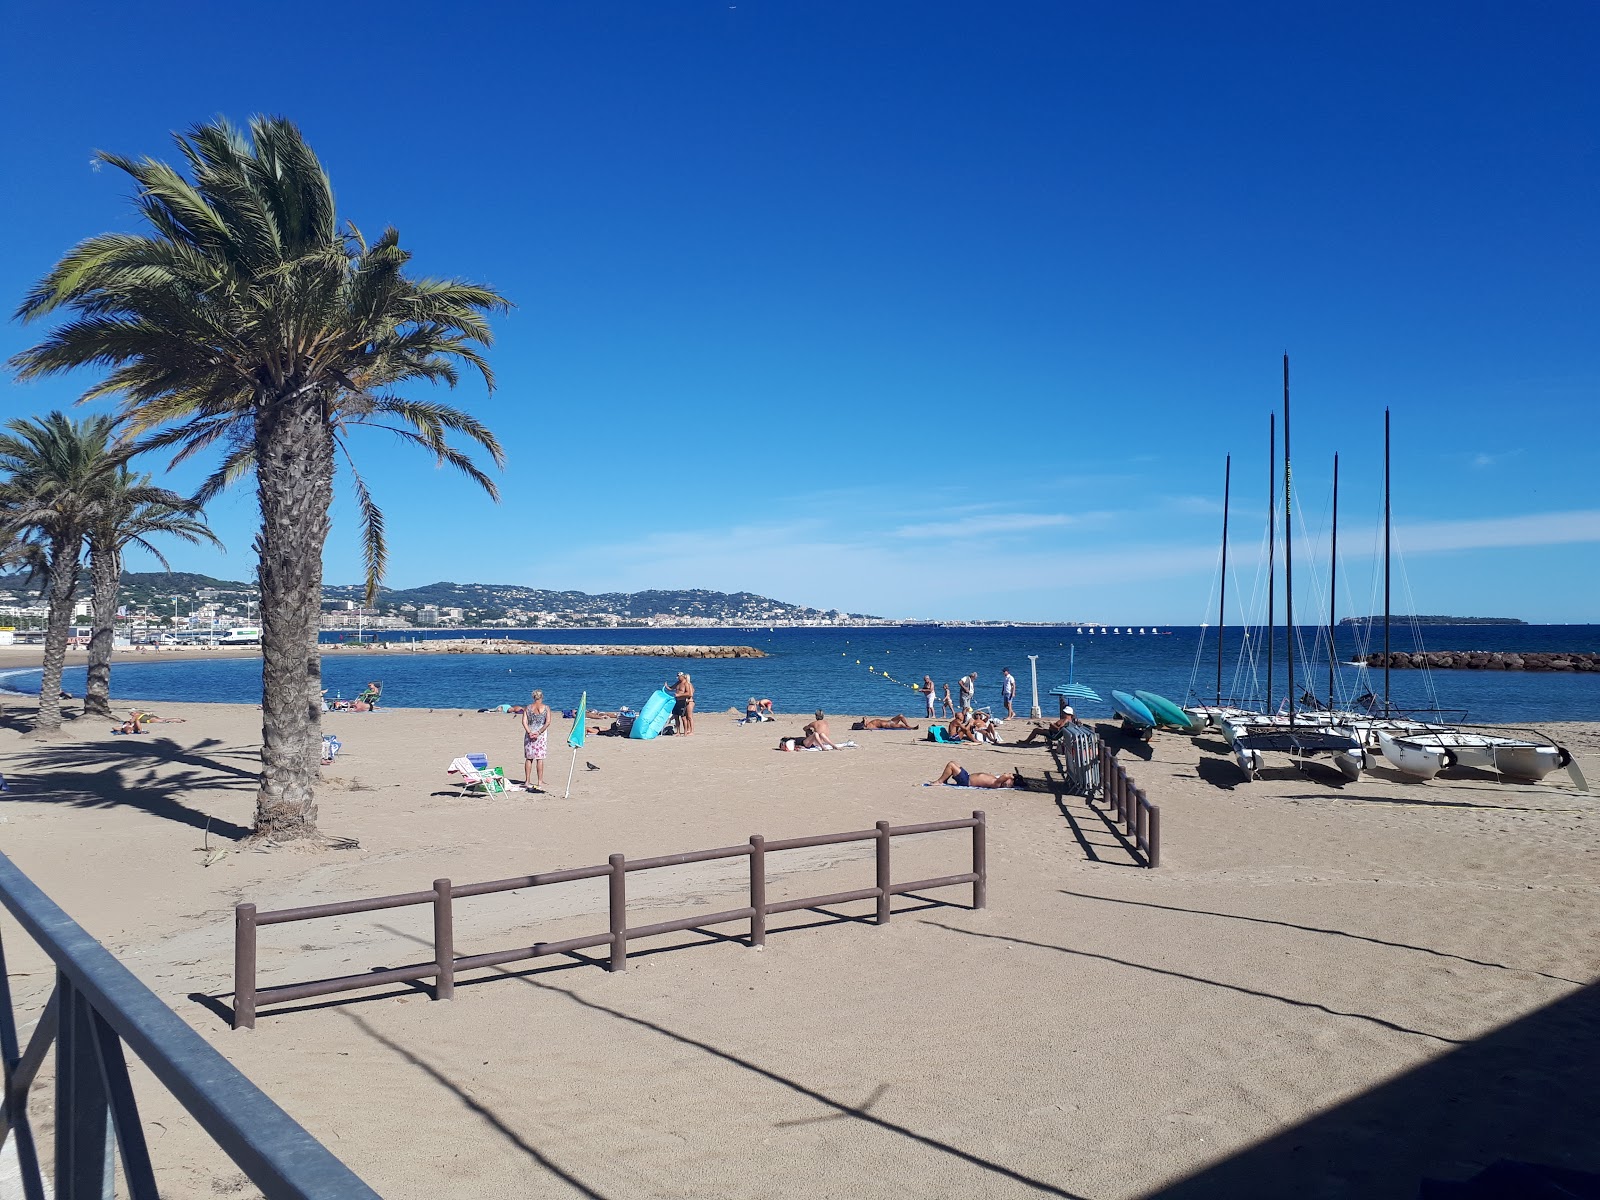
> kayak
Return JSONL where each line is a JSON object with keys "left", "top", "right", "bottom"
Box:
{"left": 629, "top": 688, "right": 676, "bottom": 740}
{"left": 1135, "top": 690, "right": 1200, "bottom": 731}
{"left": 1110, "top": 690, "right": 1155, "bottom": 728}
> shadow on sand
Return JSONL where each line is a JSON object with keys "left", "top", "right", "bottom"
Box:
{"left": 1145, "top": 981, "right": 1600, "bottom": 1197}
{"left": 3, "top": 736, "right": 257, "bottom": 840}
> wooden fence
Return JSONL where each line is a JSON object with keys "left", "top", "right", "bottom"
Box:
{"left": 233, "top": 812, "right": 987, "bottom": 1029}
{"left": 1096, "top": 744, "right": 1161, "bottom": 867}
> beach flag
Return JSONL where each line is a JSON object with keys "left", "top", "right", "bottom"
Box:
{"left": 568, "top": 692, "right": 587, "bottom": 749}
{"left": 563, "top": 692, "right": 587, "bottom": 798}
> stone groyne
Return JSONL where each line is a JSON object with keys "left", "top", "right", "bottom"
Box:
{"left": 330, "top": 639, "right": 765, "bottom": 659}
{"left": 1357, "top": 651, "right": 1599, "bottom": 672}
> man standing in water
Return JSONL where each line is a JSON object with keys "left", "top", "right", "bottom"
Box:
{"left": 1000, "top": 667, "right": 1017, "bottom": 719}
{"left": 921, "top": 675, "right": 936, "bottom": 719}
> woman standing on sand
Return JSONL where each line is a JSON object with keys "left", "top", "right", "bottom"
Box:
{"left": 521, "top": 689, "right": 550, "bottom": 792}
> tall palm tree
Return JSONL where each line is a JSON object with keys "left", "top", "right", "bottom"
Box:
{"left": 11, "top": 116, "right": 508, "bottom": 841}
{"left": 84, "top": 468, "right": 221, "bottom": 718}
{"left": 0, "top": 413, "right": 118, "bottom": 734}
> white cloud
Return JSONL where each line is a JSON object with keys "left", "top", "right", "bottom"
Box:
{"left": 1397, "top": 509, "right": 1600, "bottom": 553}
{"left": 892, "top": 513, "right": 1073, "bottom": 539}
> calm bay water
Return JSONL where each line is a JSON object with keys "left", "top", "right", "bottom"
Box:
{"left": 5, "top": 624, "right": 1598, "bottom": 725}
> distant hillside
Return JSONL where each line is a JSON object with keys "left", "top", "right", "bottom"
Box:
{"left": 321, "top": 580, "right": 874, "bottom": 621}
{"left": 1339, "top": 614, "right": 1526, "bottom": 626}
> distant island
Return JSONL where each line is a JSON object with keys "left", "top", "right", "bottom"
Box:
{"left": 1338, "top": 615, "right": 1526, "bottom": 626}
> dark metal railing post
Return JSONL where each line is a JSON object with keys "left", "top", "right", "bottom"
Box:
{"left": 1147, "top": 802, "right": 1162, "bottom": 868}
{"left": 1135, "top": 792, "right": 1148, "bottom": 852}
{"left": 748, "top": 836, "right": 766, "bottom": 948}
{"left": 972, "top": 811, "right": 987, "bottom": 910}
{"left": 608, "top": 854, "right": 627, "bottom": 973}
{"left": 432, "top": 879, "right": 454, "bottom": 1001}
{"left": 874, "top": 822, "right": 892, "bottom": 925}
{"left": 232, "top": 904, "right": 256, "bottom": 1031}
{"left": 54, "top": 974, "right": 111, "bottom": 1199}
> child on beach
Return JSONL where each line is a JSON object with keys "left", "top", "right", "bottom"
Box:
{"left": 941, "top": 683, "right": 954, "bottom": 718}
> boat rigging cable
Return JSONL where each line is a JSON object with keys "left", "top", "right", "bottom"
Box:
{"left": 1218, "top": 454, "right": 1230, "bottom": 706}
{"left": 1284, "top": 354, "right": 1296, "bottom": 724}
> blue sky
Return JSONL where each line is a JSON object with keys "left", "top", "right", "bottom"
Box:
{"left": 2, "top": 1, "right": 1595, "bottom": 622}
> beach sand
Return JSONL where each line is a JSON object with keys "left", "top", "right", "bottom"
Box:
{"left": 0, "top": 693, "right": 1595, "bottom": 1198}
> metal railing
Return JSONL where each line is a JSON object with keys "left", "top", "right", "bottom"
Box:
{"left": 1055, "top": 724, "right": 1102, "bottom": 796}
{"left": 1095, "top": 745, "right": 1161, "bottom": 867}
{"left": 0, "top": 850, "right": 378, "bottom": 1200}
{"left": 235, "top": 812, "right": 988, "bottom": 1029}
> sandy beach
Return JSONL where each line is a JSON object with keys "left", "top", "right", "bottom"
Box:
{"left": 0, "top": 692, "right": 1595, "bottom": 1198}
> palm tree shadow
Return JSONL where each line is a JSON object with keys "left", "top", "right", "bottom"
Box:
{"left": 4, "top": 736, "right": 257, "bottom": 840}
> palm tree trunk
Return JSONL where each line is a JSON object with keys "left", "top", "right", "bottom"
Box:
{"left": 34, "top": 537, "right": 81, "bottom": 735}
{"left": 84, "top": 541, "right": 121, "bottom": 718}
{"left": 251, "top": 390, "right": 334, "bottom": 841}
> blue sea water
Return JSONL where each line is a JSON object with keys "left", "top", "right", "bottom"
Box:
{"left": 5, "top": 624, "right": 1598, "bottom": 726}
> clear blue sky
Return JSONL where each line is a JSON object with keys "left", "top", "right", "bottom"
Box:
{"left": 3, "top": 1, "right": 1596, "bottom": 622}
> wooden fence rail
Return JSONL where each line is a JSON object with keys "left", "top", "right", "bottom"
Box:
{"left": 233, "top": 811, "right": 987, "bottom": 1029}
{"left": 1095, "top": 744, "right": 1161, "bottom": 867}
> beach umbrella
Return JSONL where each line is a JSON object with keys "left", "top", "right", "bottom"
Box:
{"left": 1051, "top": 683, "right": 1102, "bottom": 704}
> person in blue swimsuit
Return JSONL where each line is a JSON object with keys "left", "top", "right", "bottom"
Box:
{"left": 930, "top": 760, "right": 1016, "bottom": 788}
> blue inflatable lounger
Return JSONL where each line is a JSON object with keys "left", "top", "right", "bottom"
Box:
{"left": 630, "top": 688, "right": 677, "bottom": 740}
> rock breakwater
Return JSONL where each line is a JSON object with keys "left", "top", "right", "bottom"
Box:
{"left": 331, "top": 640, "right": 765, "bottom": 659}
{"left": 1357, "top": 651, "right": 1600, "bottom": 672}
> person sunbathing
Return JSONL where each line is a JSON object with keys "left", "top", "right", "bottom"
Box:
{"left": 853, "top": 714, "right": 918, "bottom": 730}
{"left": 945, "top": 713, "right": 974, "bottom": 741}
{"left": 114, "top": 710, "right": 147, "bottom": 735}
{"left": 1015, "top": 703, "right": 1077, "bottom": 746}
{"left": 969, "top": 712, "right": 1004, "bottom": 744}
{"left": 780, "top": 711, "right": 838, "bottom": 750}
{"left": 929, "top": 760, "right": 1017, "bottom": 789}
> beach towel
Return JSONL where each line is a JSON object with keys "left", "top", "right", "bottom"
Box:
{"left": 929, "top": 726, "right": 964, "bottom": 744}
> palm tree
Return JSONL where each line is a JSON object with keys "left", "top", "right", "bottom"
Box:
{"left": 83, "top": 468, "right": 221, "bottom": 718}
{"left": 11, "top": 116, "right": 508, "bottom": 841}
{"left": 0, "top": 413, "right": 118, "bottom": 734}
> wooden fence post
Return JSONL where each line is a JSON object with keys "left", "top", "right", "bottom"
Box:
{"left": 875, "top": 822, "right": 892, "bottom": 925}
{"left": 232, "top": 904, "right": 256, "bottom": 1031}
{"left": 972, "top": 811, "right": 987, "bottom": 910}
{"left": 433, "top": 879, "right": 454, "bottom": 1001}
{"left": 608, "top": 854, "right": 627, "bottom": 973}
{"left": 749, "top": 836, "right": 766, "bottom": 948}
{"left": 1147, "top": 803, "right": 1162, "bottom": 868}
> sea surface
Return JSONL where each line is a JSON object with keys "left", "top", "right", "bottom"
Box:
{"left": 5, "top": 624, "right": 1598, "bottom": 726}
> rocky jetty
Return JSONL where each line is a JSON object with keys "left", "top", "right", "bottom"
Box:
{"left": 332, "top": 639, "right": 765, "bottom": 658}
{"left": 1357, "top": 650, "right": 1600, "bottom": 672}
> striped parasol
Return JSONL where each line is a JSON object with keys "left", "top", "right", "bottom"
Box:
{"left": 1051, "top": 683, "right": 1102, "bottom": 704}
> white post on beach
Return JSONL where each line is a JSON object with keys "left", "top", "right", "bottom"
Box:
{"left": 563, "top": 749, "right": 577, "bottom": 799}
{"left": 1027, "top": 655, "right": 1041, "bottom": 718}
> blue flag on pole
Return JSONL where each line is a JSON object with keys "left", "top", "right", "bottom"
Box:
{"left": 567, "top": 692, "right": 587, "bottom": 750}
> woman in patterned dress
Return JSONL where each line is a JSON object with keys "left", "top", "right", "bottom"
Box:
{"left": 521, "top": 689, "right": 550, "bottom": 792}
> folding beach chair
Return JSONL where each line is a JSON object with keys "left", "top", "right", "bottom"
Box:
{"left": 321, "top": 734, "right": 342, "bottom": 764}
{"left": 446, "top": 754, "right": 506, "bottom": 796}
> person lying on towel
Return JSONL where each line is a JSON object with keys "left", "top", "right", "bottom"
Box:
{"left": 928, "top": 760, "right": 1017, "bottom": 789}
{"left": 853, "top": 714, "right": 918, "bottom": 730}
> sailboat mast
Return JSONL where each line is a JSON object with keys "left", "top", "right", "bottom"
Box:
{"left": 1328, "top": 452, "right": 1339, "bottom": 711}
{"left": 1284, "top": 355, "right": 1295, "bottom": 723}
{"left": 1217, "top": 454, "right": 1231, "bottom": 706}
{"left": 1384, "top": 408, "right": 1391, "bottom": 715}
{"left": 1267, "top": 413, "right": 1276, "bottom": 712}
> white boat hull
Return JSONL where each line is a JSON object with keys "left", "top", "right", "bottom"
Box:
{"left": 1378, "top": 731, "right": 1451, "bottom": 779}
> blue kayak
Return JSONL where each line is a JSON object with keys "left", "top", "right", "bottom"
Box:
{"left": 1110, "top": 690, "right": 1156, "bottom": 728}
{"left": 1135, "top": 690, "right": 1200, "bottom": 730}
{"left": 629, "top": 688, "right": 676, "bottom": 740}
